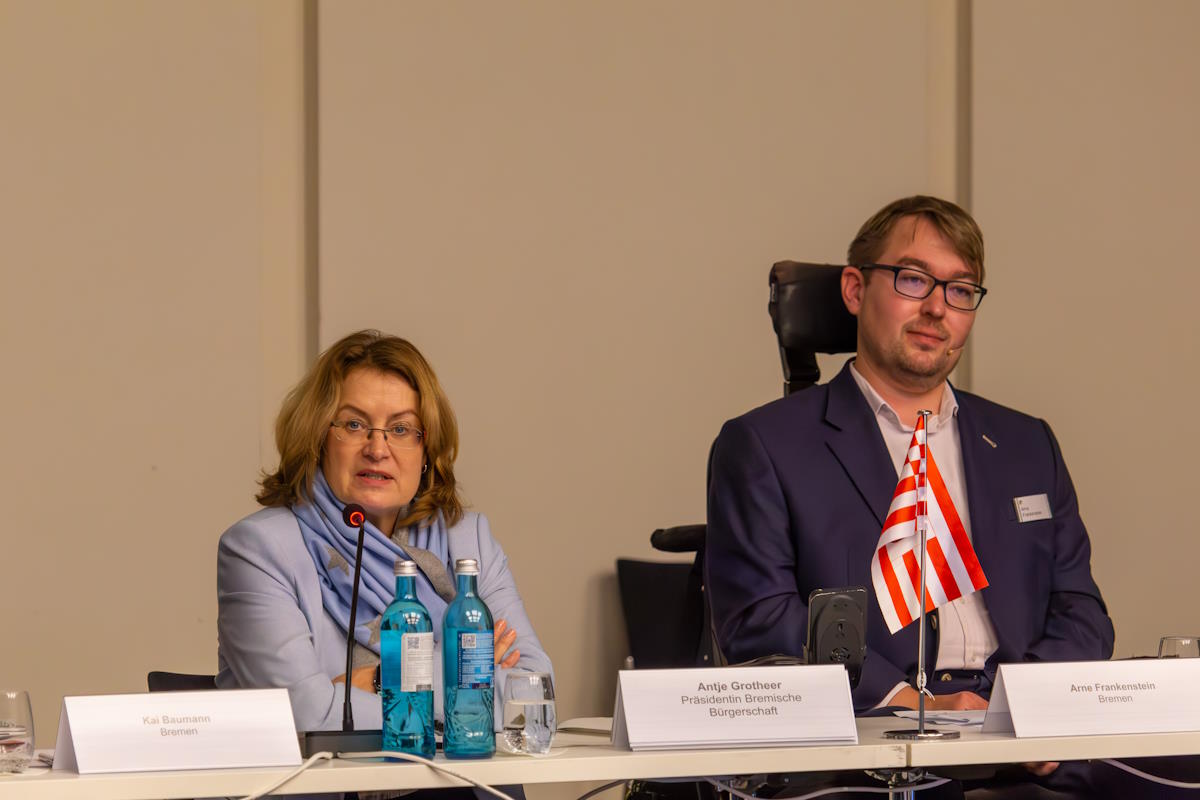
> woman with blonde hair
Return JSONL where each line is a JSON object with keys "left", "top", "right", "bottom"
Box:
{"left": 216, "top": 329, "right": 551, "bottom": 734}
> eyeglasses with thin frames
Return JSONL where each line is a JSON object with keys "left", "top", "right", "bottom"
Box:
{"left": 858, "top": 264, "right": 987, "bottom": 311}
{"left": 329, "top": 419, "right": 425, "bottom": 450}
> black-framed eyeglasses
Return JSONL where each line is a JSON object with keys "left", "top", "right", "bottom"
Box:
{"left": 330, "top": 419, "right": 425, "bottom": 450}
{"left": 858, "top": 264, "right": 987, "bottom": 311}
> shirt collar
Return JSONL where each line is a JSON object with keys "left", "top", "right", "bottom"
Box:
{"left": 848, "top": 359, "right": 958, "bottom": 432}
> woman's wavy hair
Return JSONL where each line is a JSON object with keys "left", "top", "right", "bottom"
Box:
{"left": 257, "top": 329, "right": 463, "bottom": 528}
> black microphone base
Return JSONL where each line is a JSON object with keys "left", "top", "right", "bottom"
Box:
{"left": 299, "top": 728, "right": 382, "bottom": 757}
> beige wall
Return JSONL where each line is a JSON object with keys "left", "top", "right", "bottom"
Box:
{"left": 3, "top": 0, "right": 1197, "bottom": 767}
{"left": 318, "top": 0, "right": 963, "bottom": 734}
{"left": 971, "top": 0, "right": 1200, "bottom": 658}
{"left": 0, "top": 0, "right": 309, "bottom": 745}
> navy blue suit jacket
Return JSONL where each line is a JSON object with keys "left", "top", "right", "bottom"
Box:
{"left": 706, "top": 362, "right": 1114, "bottom": 710}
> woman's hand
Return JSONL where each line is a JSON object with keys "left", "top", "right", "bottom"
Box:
{"left": 333, "top": 665, "right": 377, "bottom": 694}
{"left": 494, "top": 618, "right": 520, "bottom": 668}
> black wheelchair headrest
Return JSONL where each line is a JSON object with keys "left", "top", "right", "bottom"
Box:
{"left": 768, "top": 262, "right": 858, "bottom": 394}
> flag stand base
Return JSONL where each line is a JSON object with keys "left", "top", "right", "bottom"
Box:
{"left": 883, "top": 728, "right": 960, "bottom": 740}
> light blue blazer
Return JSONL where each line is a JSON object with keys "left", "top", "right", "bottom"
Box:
{"left": 216, "top": 506, "right": 553, "bottom": 733}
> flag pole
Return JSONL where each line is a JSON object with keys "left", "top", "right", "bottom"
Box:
{"left": 885, "top": 409, "right": 958, "bottom": 742}
{"left": 915, "top": 408, "right": 931, "bottom": 734}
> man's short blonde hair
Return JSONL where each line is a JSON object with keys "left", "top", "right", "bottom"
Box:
{"left": 847, "top": 195, "right": 986, "bottom": 284}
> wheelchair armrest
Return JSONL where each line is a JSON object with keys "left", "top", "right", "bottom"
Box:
{"left": 650, "top": 524, "right": 706, "bottom": 553}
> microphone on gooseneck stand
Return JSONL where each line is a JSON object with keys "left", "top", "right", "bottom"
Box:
{"left": 342, "top": 503, "right": 367, "bottom": 732}
{"left": 300, "top": 503, "right": 383, "bottom": 757}
{"left": 343, "top": 505, "right": 366, "bottom": 528}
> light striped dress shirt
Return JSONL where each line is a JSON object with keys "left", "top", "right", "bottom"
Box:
{"left": 849, "top": 362, "right": 999, "bottom": 704}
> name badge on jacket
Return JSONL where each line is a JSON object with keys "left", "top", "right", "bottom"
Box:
{"left": 1013, "top": 494, "right": 1052, "bottom": 523}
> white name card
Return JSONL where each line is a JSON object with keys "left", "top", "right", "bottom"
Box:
{"left": 611, "top": 665, "right": 856, "bottom": 750}
{"left": 983, "top": 659, "right": 1200, "bottom": 738}
{"left": 53, "top": 689, "right": 301, "bottom": 774}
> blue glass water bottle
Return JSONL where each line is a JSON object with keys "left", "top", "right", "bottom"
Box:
{"left": 380, "top": 559, "right": 435, "bottom": 758}
{"left": 443, "top": 558, "right": 495, "bottom": 758}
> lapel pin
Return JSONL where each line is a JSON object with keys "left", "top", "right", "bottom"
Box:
{"left": 982, "top": 434, "right": 997, "bottom": 449}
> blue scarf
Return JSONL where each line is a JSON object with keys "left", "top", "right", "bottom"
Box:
{"left": 293, "top": 470, "right": 451, "bottom": 652}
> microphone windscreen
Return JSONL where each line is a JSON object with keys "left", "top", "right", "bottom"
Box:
{"left": 343, "top": 504, "right": 366, "bottom": 528}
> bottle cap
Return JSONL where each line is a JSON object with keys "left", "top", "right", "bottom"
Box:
{"left": 454, "top": 558, "right": 480, "bottom": 576}
{"left": 395, "top": 559, "right": 418, "bottom": 576}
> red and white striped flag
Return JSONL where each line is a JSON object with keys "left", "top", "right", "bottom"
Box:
{"left": 871, "top": 414, "right": 989, "bottom": 634}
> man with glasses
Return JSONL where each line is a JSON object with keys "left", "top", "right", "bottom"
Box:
{"left": 707, "top": 196, "right": 1113, "bottom": 789}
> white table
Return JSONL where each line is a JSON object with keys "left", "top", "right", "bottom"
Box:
{"left": 899, "top": 724, "right": 1200, "bottom": 800}
{"left": 5, "top": 718, "right": 1198, "bottom": 799}
{"left": 907, "top": 724, "right": 1200, "bottom": 768}
{"left": 0, "top": 718, "right": 907, "bottom": 799}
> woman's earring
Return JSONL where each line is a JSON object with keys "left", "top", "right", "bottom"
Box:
{"left": 422, "top": 462, "right": 428, "bottom": 474}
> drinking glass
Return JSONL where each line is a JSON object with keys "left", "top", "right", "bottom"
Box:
{"left": 0, "top": 690, "right": 34, "bottom": 773}
{"left": 501, "top": 672, "right": 555, "bottom": 755}
{"left": 1158, "top": 636, "right": 1200, "bottom": 659}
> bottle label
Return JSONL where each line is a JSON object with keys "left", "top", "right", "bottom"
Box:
{"left": 400, "top": 631, "right": 434, "bottom": 692}
{"left": 457, "top": 631, "right": 494, "bottom": 689}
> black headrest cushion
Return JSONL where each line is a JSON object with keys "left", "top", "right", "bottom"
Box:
{"left": 768, "top": 261, "right": 858, "bottom": 354}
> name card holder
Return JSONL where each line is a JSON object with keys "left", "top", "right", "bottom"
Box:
{"left": 612, "top": 664, "right": 856, "bottom": 751}
{"left": 54, "top": 688, "right": 301, "bottom": 774}
{"left": 983, "top": 659, "right": 1200, "bottom": 738}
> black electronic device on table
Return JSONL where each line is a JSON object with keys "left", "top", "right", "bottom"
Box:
{"left": 805, "top": 586, "right": 867, "bottom": 689}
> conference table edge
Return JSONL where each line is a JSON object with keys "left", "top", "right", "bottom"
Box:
{"left": 18, "top": 722, "right": 1197, "bottom": 798}
{"left": 907, "top": 728, "right": 1200, "bottom": 767}
{"left": 0, "top": 720, "right": 907, "bottom": 800}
